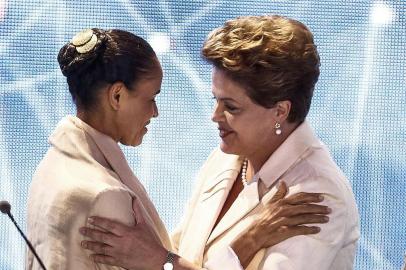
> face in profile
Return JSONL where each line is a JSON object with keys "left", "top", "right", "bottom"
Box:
{"left": 116, "top": 63, "right": 163, "bottom": 146}
{"left": 211, "top": 68, "right": 277, "bottom": 157}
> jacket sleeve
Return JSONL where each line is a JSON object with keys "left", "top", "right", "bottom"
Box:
{"left": 203, "top": 246, "right": 244, "bottom": 270}
{"left": 82, "top": 187, "right": 136, "bottom": 270}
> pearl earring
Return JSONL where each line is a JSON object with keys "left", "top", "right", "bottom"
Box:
{"left": 275, "top": 122, "right": 282, "bottom": 135}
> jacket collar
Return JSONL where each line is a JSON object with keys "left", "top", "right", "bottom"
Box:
{"left": 258, "top": 121, "right": 322, "bottom": 188}
{"left": 49, "top": 116, "right": 146, "bottom": 195}
{"left": 204, "top": 122, "right": 323, "bottom": 245}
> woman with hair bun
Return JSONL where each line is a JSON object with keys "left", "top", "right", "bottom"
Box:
{"left": 27, "top": 28, "right": 170, "bottom": 269}
{"left": 27, "top": 27, "right": 331, "bottom": 270}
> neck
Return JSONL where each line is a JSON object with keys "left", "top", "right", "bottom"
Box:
{"left": 247, "top": 122, "right": 299, "bottom": 174}
{"left": 76, "top": 109, "right": 119, "bottom": 142}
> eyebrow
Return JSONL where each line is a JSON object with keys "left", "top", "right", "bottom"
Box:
{"left": 213, "top": 96, "right": 240, "bottom": 104}
{"left": 219, "top": 97, "right": 238, "bottom": 102}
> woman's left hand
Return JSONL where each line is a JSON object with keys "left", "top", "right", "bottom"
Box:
{"left": 79, "top": 202, "right": 167, "bottom": 270}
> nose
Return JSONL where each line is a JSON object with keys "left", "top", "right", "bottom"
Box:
{"left": 211, "top": 102, "right": 223, "bottom": 123}
{"left": 152, "top": 102, "right": 159, "bottom": 118}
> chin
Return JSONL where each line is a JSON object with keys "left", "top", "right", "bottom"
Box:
{"left": 131, "top": 138, "right": 143, "bottom": 146}
{"left": 219, "top": 141, "right": 238, "bottom": 155}
{"left": 120, "top": 136, "right": 143, "bottom": 147}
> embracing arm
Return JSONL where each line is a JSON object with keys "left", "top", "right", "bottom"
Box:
{"left": 252, "top": 177, "right": 359, "bottom": 270}
{"left": 81, "top": 187, "right": 137, "bottom": 270}
{"left": 204, "top": 182, "right": 329, "bottom": 270}
{"left": 80, "top": 182, "right": 330, "bottom": 270}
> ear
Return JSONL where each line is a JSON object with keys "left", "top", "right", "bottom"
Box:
{"left": 107, "top": 82, "right": 126, "bottom": 111}
{"left": 272, "top": 100, "right": 292, "bottom": 123}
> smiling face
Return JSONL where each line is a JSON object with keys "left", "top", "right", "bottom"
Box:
{"left": 115, "top": 64, "right": 163, "bottom": 146}
{"left": 211, "top": 68, "right": 280, "bottom": 158}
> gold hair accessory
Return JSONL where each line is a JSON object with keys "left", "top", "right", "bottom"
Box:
{"left": 71, "top": 29, "right": 98, "bottom": 54}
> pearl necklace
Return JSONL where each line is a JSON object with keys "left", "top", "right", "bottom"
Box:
{"left": 241, "top": 158, "right": 249, "bottom": 187}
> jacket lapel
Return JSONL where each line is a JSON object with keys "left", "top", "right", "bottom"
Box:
{"left": 67, "top": 117, "right": 165, "bottom": 231}
{"left": 206, "top": 179, "right": 260, "bottom": 245}
{"left": 67, "top": 116, "right": 144, "bottom": 194}
{"left": 178, "top": 154, "right": 241, "bottom": 265}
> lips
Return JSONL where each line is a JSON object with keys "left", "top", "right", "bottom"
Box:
{"left": 143, "top": 121, "right": 151, "bottom": 132}
{"left": 218, "top": 127, "right": 234, "bottom": 138}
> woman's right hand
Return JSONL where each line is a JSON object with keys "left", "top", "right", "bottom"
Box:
{"left": 231, "top": 181, "right": 331, "bottom": 268}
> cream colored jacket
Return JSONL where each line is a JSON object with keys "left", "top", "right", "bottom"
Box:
{"left": 172, "top": 121, "right": 360, "bottom": 270}
{"left": 26, "top": 116, "right": 172, "bottom": 270}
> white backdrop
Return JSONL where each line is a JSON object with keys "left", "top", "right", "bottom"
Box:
{"left": 0, "top": 0, "right": 405, "bottom": 269}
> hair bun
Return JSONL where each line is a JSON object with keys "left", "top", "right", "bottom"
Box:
{"left": 71, "top": 29, "right": 98, "bottom": 53}
{"left": 58, "top": 28, "right": 107, "bottom": 77}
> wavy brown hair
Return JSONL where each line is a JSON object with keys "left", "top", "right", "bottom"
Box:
{"left": 202, "top": 15, "right": 320, "bottom": 123}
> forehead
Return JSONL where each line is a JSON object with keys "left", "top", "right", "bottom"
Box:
{"left": 211, "top": 68, "right": 249, "bottom": 99}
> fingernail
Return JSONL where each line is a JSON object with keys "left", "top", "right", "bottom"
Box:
{"left": 327, "top": 207, "right": 332, "bottom": 213}
{"left": 318, "top": 195, "right": 324, "bottom": 200}
{"left": 79, "top": 228, "right": 86, "bottom": 234}
{"left": 81, "top": 241, "right": 87, "bottom": 248}
{"left": 88, "top": 217, "right": 94, "bottom": 224}
{"left": 314, "top": 227, "right": 321, "bottom": 232}
{"left": 323, "top": 216, "right": 329, "bottom": 222}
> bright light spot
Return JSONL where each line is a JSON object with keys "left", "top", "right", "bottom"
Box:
{"left": 0, "top": 0, "right": 7, "bottom": 22}
{"left": 148, "top": 33, "right": 171, "bottom": 54}
{"left": 371, "top": 2, "right": 395, "bottom": 25}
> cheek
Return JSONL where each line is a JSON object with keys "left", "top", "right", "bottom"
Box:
{"left": 225, "top": 114, "right": 252, "bottom": 132}
{"left": 227, "top": 114, "right": 270, "bottom": 140}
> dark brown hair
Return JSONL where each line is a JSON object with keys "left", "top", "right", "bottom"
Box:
{"left": 58, "top": 28, "right": 157, "bottom": 110}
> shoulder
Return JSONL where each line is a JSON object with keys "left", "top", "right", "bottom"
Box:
{"left": 284, "top": 147, "right": 359, "bottom": 233}
{"left": 292, "top": 144, "right": 354, "bottom": 200}
{"left": 88, "top": 187, "right": 136, "bottom": 226}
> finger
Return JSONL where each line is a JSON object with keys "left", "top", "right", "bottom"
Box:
{"left": 87, "top": 216, "right": 127, "bottom": 236}
{"left": 91, "top": 254, "right": 119, "bottom": 266}
{"left": 276, "top": 214, "right": 329, "bottom": 227}
{"left": 132, "top": 197, "right": 145, "bottom": 225}
{"left": 278, "top": 204, "right": 331, "bottom": 217}
{"left": 81, "top": 240, "right": 113, "bottom": 255}
{"left": 263, "top": 225, "right": 321, "bottom": 248}
{"left": 277, "top": 225, "right": 321, "bottom": 238}
{"left": 268, "top": 181, "right": 288, "bottom": 204}
{"left": 283, "top": 192, "right": 325, "bottom": 205}
{"left": 79, "top": 227, "right": 118, "bottom": 246}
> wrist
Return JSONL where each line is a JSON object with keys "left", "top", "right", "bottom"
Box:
{"left": 163, "top": 251, "right": 176, "bottom": 270}
{"left": 231, "top": 228, "right": 260, "bottom": 268}
{"left": 142, "top": 247, "right": 167, "bottom": 270}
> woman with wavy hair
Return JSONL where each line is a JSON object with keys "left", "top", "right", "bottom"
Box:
{"left": 80, "top": 15, "right": 359, "bottom": 270}
{"left": 27, "top": 27, "right": 330, "bottom": 270}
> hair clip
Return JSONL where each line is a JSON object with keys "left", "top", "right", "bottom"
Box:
{"left": 71, "top": 29, "right": 97, "bottom": 54}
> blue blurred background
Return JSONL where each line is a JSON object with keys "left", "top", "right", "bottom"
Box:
{"left": 0, "top": 0, "right": 405, "bottom": 269}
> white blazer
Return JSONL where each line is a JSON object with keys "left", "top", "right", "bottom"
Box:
{"left": 172, "top": 121, "right": 360, "bottom": 270}
{"left": 26, "top": 116, "right": 172, "bottom": 270}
